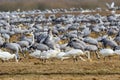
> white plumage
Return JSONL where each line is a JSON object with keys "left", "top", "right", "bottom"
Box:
{"left": 111, "top": 2, "right": 115, "bottom": 8}
{"left": 99, "top": 49, "right": 114, "bottom": 57}
{"left": 0, "top": 51, "right": 16, "bottom": 62}
{"left": 114, "top": 50, "right": 120, "bottom": 55}
{"left": 63, "top": 49, "right": 88, "bottom": 61}
{"left": 56, "top": 52, "right": 70, "bottom": 60}
{"left": 99, "top": 48, "right": 116, "bottom": 61}
{"left": 40, "top": 49, "right": 60, "bottom": 59}
{"left": 29, "top": 50, "right": 41, "bottom": 58}
{"left": 65, "top": 49, "right": 84, "bottom": 56}
{"left": 106, "top": 2, "right": 115, "bottom": 9}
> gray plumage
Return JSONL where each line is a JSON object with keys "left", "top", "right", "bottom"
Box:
{"left": 2, "top": 42, "right": 22, "bottom": 60}
{"left": 84, "top": 37, "right": 98, "bottom": 46}
{"left": 100, "top": 38, "right": 118, "bottom": 49}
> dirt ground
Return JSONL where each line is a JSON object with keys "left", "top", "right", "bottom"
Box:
{"left": 0, "top": 55, "right": 120, "bottom": 80}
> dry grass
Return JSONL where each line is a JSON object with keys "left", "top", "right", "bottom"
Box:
{"left": 0, "top": 74, "right": 120, "bottom": 80}
{"left": 0, "top": 57, "right": 120, "bottom": 80}
{"left": 0, "top": 0, "right": 120, "bottom": 11}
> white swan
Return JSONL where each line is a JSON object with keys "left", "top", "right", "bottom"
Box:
{"left": 63, "top": 49, "right": 90, "bottom": 61}
{"left": 56, "top": 52, "right": 70, "bottom": 60}
{"left": 99, "top": 48, "right": 115, "bottom": 60}
{"left": 29, "top": 50, "right": 41, "bottom": 58}
{"left": 0, "top": 51, "right": 16, "bottom": 62}
{"left": 40, "top": 48, "right": 60, "bottom": 62}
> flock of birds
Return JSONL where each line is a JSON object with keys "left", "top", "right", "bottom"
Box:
{"left": 0, "top": 2, "right": 120, "bottom": 63}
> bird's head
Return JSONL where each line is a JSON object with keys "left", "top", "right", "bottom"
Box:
{"left": 1, "top": 42, "right": 8, "bottom": 48}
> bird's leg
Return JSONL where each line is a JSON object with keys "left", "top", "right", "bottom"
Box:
{"left": 40, "top": 58, "right": 43, "bottom": 62}
{"left": 40, "top": 58, "right": 43, "bottom": 61}
{"left": 44, "top": 59, "right": 47, "bottom": 63}
{"left": 61, "top": 57, "right": 70, "bottom": 61}
{"left": 85, "top": 52, "right": 89, "bottom": 58}
{"left": 92, "top": 51, "right": 95, "bottom": 59}
{"left": 86, "top": 51, "right": 92, "bottom": 61}
{"left": 1, "top": 60, "right": 4, "bottom": 63}
{"left": 21, "top": 51, "right": 26, "bottom": 58}
{"left": 95, "top": 51, "right": 100, "bottom": 59}
{"left": 24, "top": 48, "right": 29, "bottom": 58}
{"left": 79, "top": 56, "right": 86, "bottom": 61}
{"left": 61, "top": 58, "right": 64, "bottom": 61}
{"left": 108, "top": 56, "right": 111, "bottom": 60}
{"left": 75, "top": 56, "right": 78, "bottom": 61}
{"left": 104, "top": 56, "right": 106, "bottom": 61}
{"left": 73, "top": 56, "right": 77, "bottom": 62}
{"left": 15, "top": 55, "right": 18, "bottom": 62}
{"left": 50, "top": 58, "right": 54, "bottom": 62}
{"left": 22, "top": 49, "right": 26, "bottom": 58}
{"left": 85, "top": 51, "right": 91, "bottom": 60}
{"left": 6, "top": 60, "right": 9, "bottom": 62}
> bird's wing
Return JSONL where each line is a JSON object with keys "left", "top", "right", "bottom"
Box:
{"left": 111, "top": 2, "right": 115, "bottom": 8}
{"left": 106, "top": 3, "right": 110, "bottom": 8}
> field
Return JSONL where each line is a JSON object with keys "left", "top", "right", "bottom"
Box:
{"left": 0, "top": 11, "right": 120, "bottom": 80}
{"left": 0, "top": 55, "right": 120, "bottom": 80}
{"left": 0, "top": 0, "right": 120, "bottom": 11}
{"left": 0, "top": 1, "right": 120, "bottom": 79}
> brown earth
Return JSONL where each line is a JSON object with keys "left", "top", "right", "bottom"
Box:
{"left": 0, "top": 55, "right": 120, "bottom": 80}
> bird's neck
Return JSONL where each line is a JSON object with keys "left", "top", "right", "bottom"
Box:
{"left": 31, "top": 34, "right": 35, "bottom": 45}
{"left": 84, "top": 51, "right": 90, "bottom": 59}
{"left": 29, "top": 34, "right": 35, "bottom": 47}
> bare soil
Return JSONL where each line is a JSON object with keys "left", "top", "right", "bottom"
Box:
{"left": 0, "top": 56, "right": 120, "bottom": 80}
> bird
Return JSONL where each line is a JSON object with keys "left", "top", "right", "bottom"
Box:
{"left": 0, "top": 50, "right": 17, "bottom": 62}
{"left": 25, "top": 32, "right": 35, "bottom": 47}
{"left": 20, "top": 32, "right": 35, "bottom": 48}
{"left": 17, "top": 41, "right": 30, "bottom": 50}
{"left": 99, "top": 48, "right": 115, "bottom": 60}
{"left": 1, "top": 33, "right": 10, "bottom": 43}
{"left": 114, "top": 36, "right": 120, "bottom": 45}
{"left": 106, "top": 2, "right": 118, "bottom": 14}
{"left": 0, "top": 36, "right": 5, "bottom": 47}
{"left": 36, "top": 32, "right": 48, "bottom": 43}
{"left": 67, "top": 38, "right": 86, "bottom": 50}
{"left": 114, "top": 50, "right": 120, "bottom": 55}
{"left": 2, "top": 42, "right": 22, "bottom": 61}
{"left": 100, "top": 38, "right": 118, "bottom": 49}
{"left": 83, "top": 37, "right": 98, "bottom": 46}
{"left": 113, "top": 46, "right": 120, "bottom": 50}
{"left": 64, "top": 49, "right": 90, "bottom": 62}
{"left": 40, "top": 48, "right": 60, "bottom": 62}
{"left": 85, "top": 44, "right": 100, "bottom": 59}
{"left": 81, "top": 27, "right": 91, "bottom": 37}
{"left": 56, "top": 52, "right": 70, "bottom": 61}
{"left": 43, "top": 29, "right": 56, "bottom": 49}
{"left": 106, "top": 2, "right": 115, "bottom": 10}
{"left": 29, "top": 50, "right": 41, "bottom": 58}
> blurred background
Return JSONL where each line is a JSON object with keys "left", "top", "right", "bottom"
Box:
{"left": 0, "top": 0, "right": 120, "bottom": 11}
